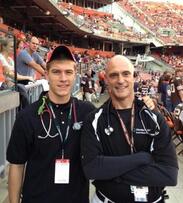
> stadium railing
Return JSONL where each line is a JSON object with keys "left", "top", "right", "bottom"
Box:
{"left": 0, "top": 90, "right": 19, "bottom": 177}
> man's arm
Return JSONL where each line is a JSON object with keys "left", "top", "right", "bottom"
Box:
{"left": 27, "top": 60, "right": 45, "bottom": 76}
{"left": 82, "top": 153, "right": 153, "bottom": 180}
{"left": 121, "top": 115, "right": 178, "bottom": 187}
{"left": 8, "top": 164, "right": 25, "bottom": 203}
{"left": 41, "top": 61, "right": 46, "bottom": 70}
{"left": 122, "top": 162, "right": 178, "bottom": 187}
{"left": 81, "top": 112, "right": 153, "bottom": 180}
{"left": 142, "top": 95, "right": 155, "bottom": 110}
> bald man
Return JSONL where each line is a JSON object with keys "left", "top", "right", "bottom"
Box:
{"left": 17, "top": 36, "right": 45, "bottom": 84}
{"left": 81, "top": 55, "right": 178, "bottom": 203}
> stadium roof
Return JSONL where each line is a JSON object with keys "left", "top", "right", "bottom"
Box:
{"left": 0, "top": 0, "right": 90, "bottom": 40}
{"left": 0, "top": 0, "right": 149, "bottom": 45}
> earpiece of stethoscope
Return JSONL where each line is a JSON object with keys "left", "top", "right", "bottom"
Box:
{"left": 105, "top": 125, "right": 114, "bottom": 136}
{"left": 73, "top": 122, "right": 81, "bottom": 130}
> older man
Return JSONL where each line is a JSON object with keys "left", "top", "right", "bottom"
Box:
{"left": 81, "top": 55, "right": 178, "bottom": 203}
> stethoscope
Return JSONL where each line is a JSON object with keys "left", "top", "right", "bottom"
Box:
{"left": 38, "top": 96, "right": 81, "bottom": 139}
{"left": 104, "top": 100, "right": 114, "bottom": 136}
{"left": 105, "top": 99, "right": 160, "bottom": 137}
{"left": 39, "top": 103, "right": 59, "bottom": 139}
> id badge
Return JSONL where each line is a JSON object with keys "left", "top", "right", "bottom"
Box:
{"left": 54, "top": 159, "right": 70, "bottom": 184}
{"left": 131, "top": 186, "right": 148, "bottom": 202}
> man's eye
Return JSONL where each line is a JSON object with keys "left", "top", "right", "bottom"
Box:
{"left": 52, "top": 70, "right": 60, "bottom": 74}
{"left": 66, "top": 71, "right": 74, "bottom": 75}
{"left": 109, "top": 73, "right": 118, "bottom": 78}
{"left": 123, "top": 72, "right": 131, "bottom": 77}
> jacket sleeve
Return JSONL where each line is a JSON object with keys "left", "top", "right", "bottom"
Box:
{"left": 122, "top": 114, "right": 178, "bottom": 187}
{"left": 81, "top": 111, "right": 153, "bottom": 180}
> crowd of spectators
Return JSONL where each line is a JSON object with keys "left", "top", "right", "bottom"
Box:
{"left": 57, "top": 1, "right": 149, "bottom": 43}
{"left": 152, "top": 52, "right": 183, "bottom": 69}
{"left": 0, "top": 25, "right": 111, "bottom": 92}
{"left": 160, "top": 54, "right": 183, "bottom": 69}
{"left": 118, "top": 0, "right": 183, "bottom": 45}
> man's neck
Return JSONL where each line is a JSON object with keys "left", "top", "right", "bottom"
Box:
{"left": 48, "top": 92, "right": 71, "bottom": 105}
{"left": 112, "top": 97, "right": 134, "bottom": 110}
{"left": 27, "top": 48, "right": 34, "bottom": 55}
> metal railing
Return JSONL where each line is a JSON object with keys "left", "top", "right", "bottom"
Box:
{"left": 0, "top": 108, "right": 16, "bottom": 176}
{"left": 25, "top": 83, "right": 44, "bottom": 103}
{"left": 72, "top": 73, "right": 81, "bottom": 96}
{"left": 0, "top": 91, "right": 19, "bottom": 177}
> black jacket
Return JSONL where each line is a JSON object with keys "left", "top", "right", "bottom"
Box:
{"left": 81, "top": 98, "right": 178, "bottom": 203}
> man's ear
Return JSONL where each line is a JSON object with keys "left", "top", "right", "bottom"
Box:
{"left": 104, "top": 72, "right": 107, "bottom": 81}
{"left": 45, "top": 70, "right": 49, "bottom": 81}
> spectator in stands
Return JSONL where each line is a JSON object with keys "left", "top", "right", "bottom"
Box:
{"left": 157, "top": 71, "right": 168, "bottom": 103}
{"left": 81, "top": 55, "right": 178, "bottom": 203}
{"left": 81, "top": 68, "right": 97, "bottom": 102}
{"left": 98, "top": 69, "right": 106, "bottom": 94}
{"left": 138, "top": 80, "right": 149, "bottom": 96}
{"left": 161, "top": 72, "right": 172, "bottom": 112}
{"left": 16, "top": 36, "right": 46, "bottom": 84}
{"left": 16, "top": 39, "right": 25, "bottom": 56}
{"left": 0, "top": 37, "right": 34, "bottom": 108}
{"left": 170, "top": 68, "right": 183, "bottom": 111}
{"left": 7, "top": 45, "right": 96, "bottom": 203}
{"left": 0, "top": 60, "right": 6, "bottom": 90}
{"left": 148, "top": 82, "right": 157, "bottom": 98}
{"left": 0, "top": 37, "right": 33, "bottom": 87}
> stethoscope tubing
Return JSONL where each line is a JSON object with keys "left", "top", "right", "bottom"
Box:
{"left": 39, "top": 99, "right": 81, "bottom": 139}
{"left": 105, "top": 99, "right": 160, "bottom": 137}
{"left": 39, "top": 104, "right": 59, "bottom": 139}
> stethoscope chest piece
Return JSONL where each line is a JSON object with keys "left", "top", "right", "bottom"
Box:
{"left": 73, "top": 122, "right": 81, "bottom": 130}
{"left": 104, "top": 126, "right": 114, "bottom": 136}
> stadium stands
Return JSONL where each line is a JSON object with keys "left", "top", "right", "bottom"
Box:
{"left": 118, "top": 0, "right": 183, "bottom": 45}
{"left": 57, "top": 1, "right": 149, "bottom": 43}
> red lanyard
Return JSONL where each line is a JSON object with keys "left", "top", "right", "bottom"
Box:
{"left": 116, "top": 103, "right": 135, "bottom": 154}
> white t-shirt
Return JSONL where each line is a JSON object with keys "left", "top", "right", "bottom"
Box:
{"left": 0, "top": 53, "right": 14, "bottom": 71}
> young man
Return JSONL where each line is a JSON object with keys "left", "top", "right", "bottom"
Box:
{"left": 7, "top": 45, "right": 95, "bottom": 203}
{"left": 81, "top": 55, "right": 178, "bottom": 203}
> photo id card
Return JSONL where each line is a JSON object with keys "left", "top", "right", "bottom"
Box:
{"left": 54, "top": 159, "right": 70, "bottom": 184}
{"left": 131, "top": 186, "right": 148, "bottom": 202}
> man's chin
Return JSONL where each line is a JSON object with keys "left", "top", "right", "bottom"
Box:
{"left": 114, "top": 93, "right": 129, "bottom": 100}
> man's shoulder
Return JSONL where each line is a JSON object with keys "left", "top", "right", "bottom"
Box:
{"left": 17, "top": 49, "right": 31, "bottom": 60}
{"left": 74, "top": 97, "right": 96, "bottom": 113}
{"left": 19, "top": 49, "right": 29, "bottom": 56}
{"left": 32, "top": 51, "right": 41, "bottom": 58}
{"left": 84, "top": 100, "right": 108, "bottom": 120}
{"left": 16, "top": 100, "right": 40, "bottom": 120}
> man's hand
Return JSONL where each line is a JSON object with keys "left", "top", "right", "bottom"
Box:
{"left": 142, "top": 96, "right": 155, "bottom": 110}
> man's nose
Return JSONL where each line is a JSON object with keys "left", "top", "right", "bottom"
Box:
{"left": 59, "top": 72, "right": 67, "bottom": 81}
{"left": 118, "top": 74, "right": 125, "bottom": 82}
